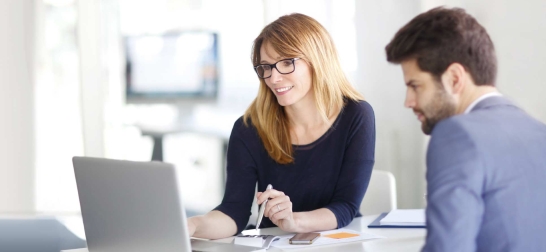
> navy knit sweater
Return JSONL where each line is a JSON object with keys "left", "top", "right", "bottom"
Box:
{"left": 214, "top": 100, "right": 375, "bottom": 234}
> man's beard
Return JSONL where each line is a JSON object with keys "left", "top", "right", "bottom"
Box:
{"left": 416, "top": 88, "right": 457, "bottom": 135}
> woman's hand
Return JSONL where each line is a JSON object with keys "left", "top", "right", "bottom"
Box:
{"left": 256, "top": 189, "right": 299, "bottom": 232}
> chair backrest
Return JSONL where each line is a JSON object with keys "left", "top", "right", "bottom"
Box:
{"left": 360, "top": 170, "right": 397, "bottom": 216}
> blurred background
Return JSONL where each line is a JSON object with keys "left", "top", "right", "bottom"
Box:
{"left": 1, "top": 0, "right": 545, "bottom": 245}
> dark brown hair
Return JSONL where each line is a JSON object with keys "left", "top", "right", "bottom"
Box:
{"left": 385, "top": 6, "right": 497, "bottom": 86}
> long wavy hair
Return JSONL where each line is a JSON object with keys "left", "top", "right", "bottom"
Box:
{"left": 244, "top": 13, "right": 364, "bottom": 164}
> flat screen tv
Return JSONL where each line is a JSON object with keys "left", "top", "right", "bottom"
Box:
{"left": 124, "top": 31, "right": 219, "bottom": 104}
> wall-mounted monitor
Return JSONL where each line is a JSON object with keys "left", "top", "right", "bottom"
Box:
{"left": 124, "top": 31, "right": 219, "bottom": 104}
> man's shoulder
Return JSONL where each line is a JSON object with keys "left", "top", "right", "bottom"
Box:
{"left": 432, "top": 104, "right": 512, "bottom": 137}
{"left": 429, "top": 104, "right": 546, "bottom": 161}
{"left": 433, "top": 98, "right": 540, "bottom": 138}
{"left": 431, "top": 115, "right": 472, "bottom": 138}
{"left": 427, "top": 116, "right": 481, "bottom": 167}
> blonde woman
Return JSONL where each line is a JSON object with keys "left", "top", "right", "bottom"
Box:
{"left": 188, "top": 13, "right": 375, "bottom": 239}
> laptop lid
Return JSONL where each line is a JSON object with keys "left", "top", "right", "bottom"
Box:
{"left": 72, "top": 156, "right": 262, "bottom": 252}
{"left": 73, "top": 156, "right": 191, "bottom": 252}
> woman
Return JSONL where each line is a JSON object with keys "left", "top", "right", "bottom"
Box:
{"left": 188, "top": 13, "right": 375, "bottom": 239}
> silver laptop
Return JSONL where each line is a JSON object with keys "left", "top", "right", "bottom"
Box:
{"left": 72, "top": 156, "right": 260, "bottom": 252}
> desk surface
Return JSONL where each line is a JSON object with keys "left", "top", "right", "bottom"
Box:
{"left": 247, "top": 214, "right": 425, "bottom": 251}
{"left": 62, "top": 214, "right": 426, "bottom": 252}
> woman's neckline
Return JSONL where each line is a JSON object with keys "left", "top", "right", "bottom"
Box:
{"left": 292, "top": 104, "right": 345, "bottom": 150}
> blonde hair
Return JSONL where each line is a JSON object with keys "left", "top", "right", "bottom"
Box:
{"left": 244, "top": 13, "right": 364, "bottom": 164}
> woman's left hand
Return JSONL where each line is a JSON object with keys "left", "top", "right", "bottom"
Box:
{"left": 256, "top": 189, "right": 299, "bottom": 232}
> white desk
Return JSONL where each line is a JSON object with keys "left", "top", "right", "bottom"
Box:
{"left": 62, "top": 214, "right": 425, "bottom": 252}
{"left": 248, "top": 214, "right": 425, "bottom": 252}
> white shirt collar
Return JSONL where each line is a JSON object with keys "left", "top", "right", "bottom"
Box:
{"left": 464, "top": 92, "right": 503, "bottom": 114}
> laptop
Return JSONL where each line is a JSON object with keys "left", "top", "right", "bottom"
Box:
{"left": 72, "top": 156, "right": 263, "bottom": 252}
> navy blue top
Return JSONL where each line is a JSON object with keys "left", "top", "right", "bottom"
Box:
{"left": 214, "top": 100, "right": 375, "bottom": 234}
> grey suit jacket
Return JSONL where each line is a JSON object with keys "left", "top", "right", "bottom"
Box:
{"left": 422, "top": 96, "right": 546, "bottom": 252}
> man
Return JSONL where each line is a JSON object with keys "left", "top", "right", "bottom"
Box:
{"left": 385, "top": 7, "right": 546, "bottom": 252}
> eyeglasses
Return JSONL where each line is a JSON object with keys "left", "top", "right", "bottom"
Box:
{"left": 254, "top": 58, "right": 300, "bottom": 79}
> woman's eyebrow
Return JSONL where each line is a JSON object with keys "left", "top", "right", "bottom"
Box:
{"left": 260, "top": 56, "right": 284, "bottom": 64}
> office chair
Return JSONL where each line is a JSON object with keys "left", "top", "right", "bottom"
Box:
{"left": 360, "top": 169, "right": 398, "bottom": 216}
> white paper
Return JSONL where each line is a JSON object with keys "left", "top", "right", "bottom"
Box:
{"left": 380, "top": 209, "right": 425, "bottom": 226}
{"left": 233, "top": 236, "right": 265, "bottom": 248}
{"left": 270, "top": 228, "right": 384, "bottom": 249}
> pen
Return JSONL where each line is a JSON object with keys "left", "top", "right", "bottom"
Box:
{"left": 255, "top": 184, "right": 273, "bottom": 231}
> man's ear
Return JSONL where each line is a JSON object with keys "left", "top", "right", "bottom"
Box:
{"left": 441, "top": 63, "right": 467, "bottom": 95}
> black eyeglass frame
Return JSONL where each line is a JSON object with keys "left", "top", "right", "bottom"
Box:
{"left": 253, "top": 58, "right": 301, "bottom": 79}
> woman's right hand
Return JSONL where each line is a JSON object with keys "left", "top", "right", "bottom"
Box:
{"left": 256, "top": 189, "right": 298, "bottom": 232}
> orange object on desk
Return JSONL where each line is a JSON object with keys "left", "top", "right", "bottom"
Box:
{"left": 324, "top": 232, "right": 359, "bottom": 239}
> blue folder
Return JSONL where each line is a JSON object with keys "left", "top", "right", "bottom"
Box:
{"left": 367, "top": 212, "right": 426, "bottom": 228}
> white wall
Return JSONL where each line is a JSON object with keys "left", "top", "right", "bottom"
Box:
{"left": 355, "top": 0, "right": 427, "bottom": 209}
{"left": 0, "top": 0, "right": 36, "bottom": 213}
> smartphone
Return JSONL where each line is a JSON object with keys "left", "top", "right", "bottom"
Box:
{"left": 289, "top": 232, "right": 321, "bottom": 245}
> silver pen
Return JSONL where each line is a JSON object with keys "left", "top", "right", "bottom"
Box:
{"left": 255, "top": 184, "right": 273, "bottom": 231}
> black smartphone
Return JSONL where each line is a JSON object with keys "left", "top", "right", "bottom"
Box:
{"left": 289, "top": 232, "right": 321, "bottom": 245}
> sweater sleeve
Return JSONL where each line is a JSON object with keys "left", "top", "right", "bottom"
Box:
{"left": 324, "top": 101, "right": 376, "bottom": 228}
{"left": 213, "top": 118, "right": 258, "bottom": 234}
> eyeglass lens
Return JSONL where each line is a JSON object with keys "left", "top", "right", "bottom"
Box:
{"left": 255, "top": 59, "right": 296, "bottom": 78}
